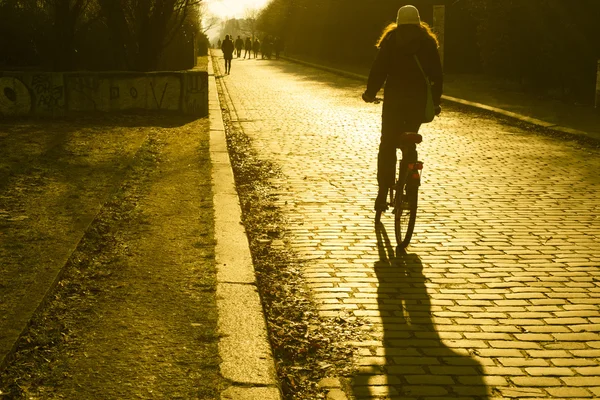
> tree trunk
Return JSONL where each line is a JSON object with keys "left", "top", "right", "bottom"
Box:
{"left": 98, "top": 0, "right": 134, "bottom": 69}
{"left": 52, "top": 0, "right": 77, "bottom": 70}
{"left": 136, "top": 15, "right": 162, "bottom": 71}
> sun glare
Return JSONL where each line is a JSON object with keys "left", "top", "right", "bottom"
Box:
{"left": 205, "top": 0, "right": 270, "bottom": 19}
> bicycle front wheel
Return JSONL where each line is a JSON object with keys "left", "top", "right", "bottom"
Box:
{"left": 394, "top": 190, "right": 417, "bottom": 248}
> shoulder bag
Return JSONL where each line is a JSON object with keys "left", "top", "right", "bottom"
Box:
{"left": 413, "top": 55, "right": 435, "bottom": 123}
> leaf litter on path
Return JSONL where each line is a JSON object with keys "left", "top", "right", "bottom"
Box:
{"left": 217, "top": 88, "right": 372, "bottom": 399}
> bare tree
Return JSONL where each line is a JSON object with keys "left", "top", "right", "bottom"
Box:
{"left": 46, "top": 0, "right": 96, "bottom": 70}
{"left": 97, "top": 0, "right": 202, "bottom": 70}
{"left": 200, "top": 2, "right": 219, "bottom": 35}
{"left": 241, "top": 7, "right": 260, "bottom": 39}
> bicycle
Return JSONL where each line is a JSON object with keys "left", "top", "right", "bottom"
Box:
{"left": 367, "top": 96, "right": 424, "bottom": 249}
{"left": 373, "top": 129, "right": 423, "bottom": 249}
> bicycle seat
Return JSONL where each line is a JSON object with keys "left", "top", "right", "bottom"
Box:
{"left": 400, "top": 133, "right": 423, "bottom": 144}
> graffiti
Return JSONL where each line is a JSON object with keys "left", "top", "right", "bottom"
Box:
{"left": 0, "top": 71, "right": 205, "bottom": 116}
{"left": 110, "top": 86, "right": 120, "bottom": 99}
{"left": 188, "top": 74, "right": 201, "bottom": 93}
{"left": 0, "top": 77, "right": 32, "bottom": 116}
{"left": 31, "top": 74, "right": 63, "bottom": 111}
{"left": 187, "top": 99, "right": 202, "bottom": 115}
{"left": 150, "top": 81, "right": 168, "bottom": 109}
{"left": 183, "top": 72, "right": 207, "bottom": 116}
{"left": 70, "top": 77, "right": 100, "bottom": 110}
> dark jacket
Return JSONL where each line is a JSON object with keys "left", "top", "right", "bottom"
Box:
{"left": 365, "top": 26, "right": 443, "bottom": 132}
{"left": 221, "top": 38, "right": 234, "bottom": 59}
{"left": 235, "top": 38, "right": 244, "bottom": 49}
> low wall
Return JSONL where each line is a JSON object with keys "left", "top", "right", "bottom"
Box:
{"left": 0, "top": 70, "right": 208, "bottom": 117}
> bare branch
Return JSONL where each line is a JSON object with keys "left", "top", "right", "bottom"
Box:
{"left": 162, "top": 0, "right": 192, "bottom": 48}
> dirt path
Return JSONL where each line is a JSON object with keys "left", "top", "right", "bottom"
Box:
{"left": 0, "top": 115, "right": 150, "bottom": 367}
{"left": 1, "top": 116, "right": 226, "bottom": 399}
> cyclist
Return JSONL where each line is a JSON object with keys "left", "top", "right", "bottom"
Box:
{"left": 361, "top": 5, "right": 443, "bottom": 212}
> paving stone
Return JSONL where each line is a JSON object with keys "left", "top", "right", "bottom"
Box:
{"left": 352, "top": 385, "right": 399, "bottom": 397}
{"left": 326, "top": 388, "right": 348, "bottom": 400}
{"left": 490, "top": 340, "right": 542, "bottom": 349}
{"left": 511, "top": 376, "right": 562, "bottom": 386}
{"left": 428, "top": 366, "right": 480, "bottom": 375}
{"left": 405, "top": 375, "right": 455, "bottom": 385}
{"left": 552, "top": 332, "right": 600, "bottom": 341}
{"left": 452, "top": 385, "right": 492, "bottom": 397}
{"left": 318, "top": 377, "right": 342, "bottom": 388}
{"left": 484, "top": 366, "right": 526, "bottom": 376}
{"left": 524, "top": 367, "right": 576, "bottom": 376}
{"left": 551, "top": 358, "right": 598, "bottom": 367}
{"left": 512, "top": 334, "right": 554, "bottom": 342}
{"left": 574, "top": 366, "right": 600, "bottom": 375}
{"left": 496, "top": 387, "right": 546, "bottom": 397}
{"left": 401, "top": 386, "right": 448, "bottom": 397}
{"left": 545, "top": 342, "right": 588, "bottom": 350}
{"left": 216, "top": 53, "right": 600, "bottom": 400}
{"left": 545, "top": 387, "right": 593, "bottom": 398}
{"left": 561, "top": 377, "right": 600, "bottom": 386}
{"left": 385, "top": 366, "right": 426, "bottom": 375}
{"left": 460, "top": 375, "right": 510, "bottom": 386}
{"left": 498, "top": 358, "right": 550, "bottom": 367}
{"left": 525, "top": 350, "right": 570, "bottom": 358}
{"left": 352, "top": 374, "right": 402, "bottom": 386}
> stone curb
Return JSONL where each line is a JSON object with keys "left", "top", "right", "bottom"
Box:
{"left": 282, "top": 56, "right": 596, "bottom": 142}
{"left": 208, "top": 53, "right": 282, "bottom": 400}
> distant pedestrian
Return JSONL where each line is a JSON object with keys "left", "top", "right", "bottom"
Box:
{"left": 252, "top": 38, "right": 260, "bottom": 59}
{"left": 217, "top": 38, "right": 222, "bottom": 48}
{"left": 244, "top": 37, "right": 252, "bottom": 58}
{"left": 274, "top": 36, "right": 283, "bottom": 59}
{"left": 362, "top": 5, "right": 443, "bottom": 212}
{"left": 261, "top": 36, "right": 272, "bottom": 59}
{"left": 221, "top": 35, "right": 234, "bottom": 74}
{"left": 235, "top": 35, "right": 244, "bottom": 58}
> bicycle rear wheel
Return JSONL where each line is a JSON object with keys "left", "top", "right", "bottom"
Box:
{"left": 394, "top": 188, "right": 417, "bottom": 248}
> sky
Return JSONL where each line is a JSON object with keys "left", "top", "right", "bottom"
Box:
{"left": 204, "top": 0, "right": 271, "bottom": 19}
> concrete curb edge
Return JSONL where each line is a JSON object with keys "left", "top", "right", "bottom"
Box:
{"left": 208, "top": 54, "right": 282, "bottom": 400}
{"left": 282, "top": 56, "right": 594, "bottom": 141}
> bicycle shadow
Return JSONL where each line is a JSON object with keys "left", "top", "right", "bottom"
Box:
{"left": 349, "top": 222, "right": 489, "bottom": 398}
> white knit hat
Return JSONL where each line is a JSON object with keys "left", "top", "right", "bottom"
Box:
{"left": 397, "top": 5, "right": 421, "bottom": 25}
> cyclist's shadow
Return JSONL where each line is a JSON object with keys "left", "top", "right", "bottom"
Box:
{"left": 350, "top": 223, "right": 489, "bottom": 398}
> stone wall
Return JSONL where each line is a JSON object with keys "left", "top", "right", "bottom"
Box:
{"left": 0, "top": 71, "right": 208, "bottom": 117}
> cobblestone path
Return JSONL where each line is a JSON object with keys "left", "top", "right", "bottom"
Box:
{"left": 214, "top": 52, "right": 600, "bottom": 399}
